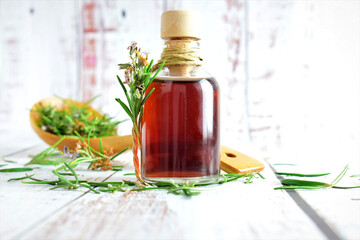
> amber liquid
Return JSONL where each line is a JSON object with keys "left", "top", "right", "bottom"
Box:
{"left": 141, "top": 77, "right": 220, "bottom": 181}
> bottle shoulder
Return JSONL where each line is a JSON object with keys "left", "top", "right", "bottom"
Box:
{"left": 155, "top": 66, "right": 216, "bottom": 82}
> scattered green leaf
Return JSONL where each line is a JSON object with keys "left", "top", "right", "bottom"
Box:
{"left": 0, "top": 167, "right": 33, "bottom": 172}
{"left": 275, "top": 165, "right": 360, "bottom": 190}
{"left": 275, "top": 172, "right": 330, "bottom": 177}
{"left": 123, "top": 173, "right": 136, "bottom": 176}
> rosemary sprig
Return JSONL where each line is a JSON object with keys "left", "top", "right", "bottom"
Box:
{"left": 26, "top": 136, "right": 68, "bottom": 165}
{"left": 11, "top": 172, "right": 264, "bottom": 197}
{"left": 115, "top": 42, "right": 165, "bottom": 128}
{"left": 275, "top": 165, "right": 360, "bottom": 190}
{"left": 25, "top": 130, "right": 128, "bottom": 172}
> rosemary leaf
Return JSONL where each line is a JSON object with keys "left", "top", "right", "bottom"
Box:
{"left": 8, "top": 174, "right": 36, "bottom": 182}
{"left": 331, "top": 164, "right": 349, "bottom": 186}
{"left": 0, "top": 167, "right": 33, "bottom": 172}
{"left": 111, "top": 166, "right": 123, "bottom": 171}
{"left": 110, "top": 147, "right": 130, "bottom": 160}
{"left": 99, "top": 138, "right": 104, "bottom": 155}
{"left": 151, "top": 60, "right": 166, "bottom": 81}
{"left": 25, "top": 136, "right": 66, "bottom": 166}
{"left": 333, "top": 186, "right": 360, "bottom": 189}
{"left": 275, "top": 172, "right": 330, "bottom": 177}
{"left": 64, "top": 162, "right": 79, "bottom": 185}
{"left": 140, "top": 88, "right": 155, "bottom": 108}
{"left": 116, "top": 75, "right": 134, "bottom": 112}
{"left": 281, "top": 179, "right": 330, "bottom": 188}
{"left": 274, "top": 186, "right": 324, "bottom": 190}
{"left": 58, "top": 172, "right": 74, "bottom": 176}
{"left": 52, "top": 169, "right": 77, "bottom": 188}
{"left": 79, "top": 182, "right": 100, "bottom": 194}
{"left": 115, "top": 98, "right": 134, "bottom": 121}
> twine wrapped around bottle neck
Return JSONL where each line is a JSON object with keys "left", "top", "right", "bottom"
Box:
{"left": 152, "top": 39, "right": 203, "bottom": 72}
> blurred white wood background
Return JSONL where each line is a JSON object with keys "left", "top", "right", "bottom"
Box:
{"left": 0, "top": 0, "right": 359, "bottom": 168}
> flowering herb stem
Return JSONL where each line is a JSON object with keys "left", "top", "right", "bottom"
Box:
{"left": 115, "top": 42, "right": 165, "bottom": 183}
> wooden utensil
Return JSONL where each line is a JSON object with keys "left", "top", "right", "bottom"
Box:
{"left": 30, "top": 97, "right": 132, "bottom": 154}
{"left": 220, "top": 145, "right": 265, "bottom": 174}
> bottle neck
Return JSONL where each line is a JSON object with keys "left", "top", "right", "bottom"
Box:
{"left": 160, "top": 38, "right": 202, "bottom": 77}
{"left": 164, "top": 38, "right": 200, "bottom": 52}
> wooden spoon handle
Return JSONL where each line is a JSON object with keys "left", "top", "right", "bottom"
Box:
{"left": 220, "top": 145, "right": 265, "bottom": 174}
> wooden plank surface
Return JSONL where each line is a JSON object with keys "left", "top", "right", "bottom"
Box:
{"left": 2, "top": 140, "right": 360, "bottom": 240}
{"left": 0, "top": 144, "right": 131, "bottom": 240}
{"left": 0, "top": 144, "right": 328, "bottom": 240}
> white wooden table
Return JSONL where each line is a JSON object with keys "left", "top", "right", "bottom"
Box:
{"left": 1, "top": 139, "right": 359, "bottom": 240}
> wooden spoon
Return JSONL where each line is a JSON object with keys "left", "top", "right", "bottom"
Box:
{"left": 29, "top": 97, "right": 132, "bottom": 154}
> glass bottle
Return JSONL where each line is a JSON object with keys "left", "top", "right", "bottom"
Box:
{"left": 141, "top": 10, "right": 220, "bottom": 183}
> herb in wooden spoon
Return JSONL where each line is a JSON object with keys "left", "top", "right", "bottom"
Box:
{"left": 35, "top": 96, "right": 125, "bottom": 138}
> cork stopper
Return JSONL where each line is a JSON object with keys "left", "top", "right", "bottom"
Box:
{"left": 161, "top": 10, "right": 202, "bottom": 40}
